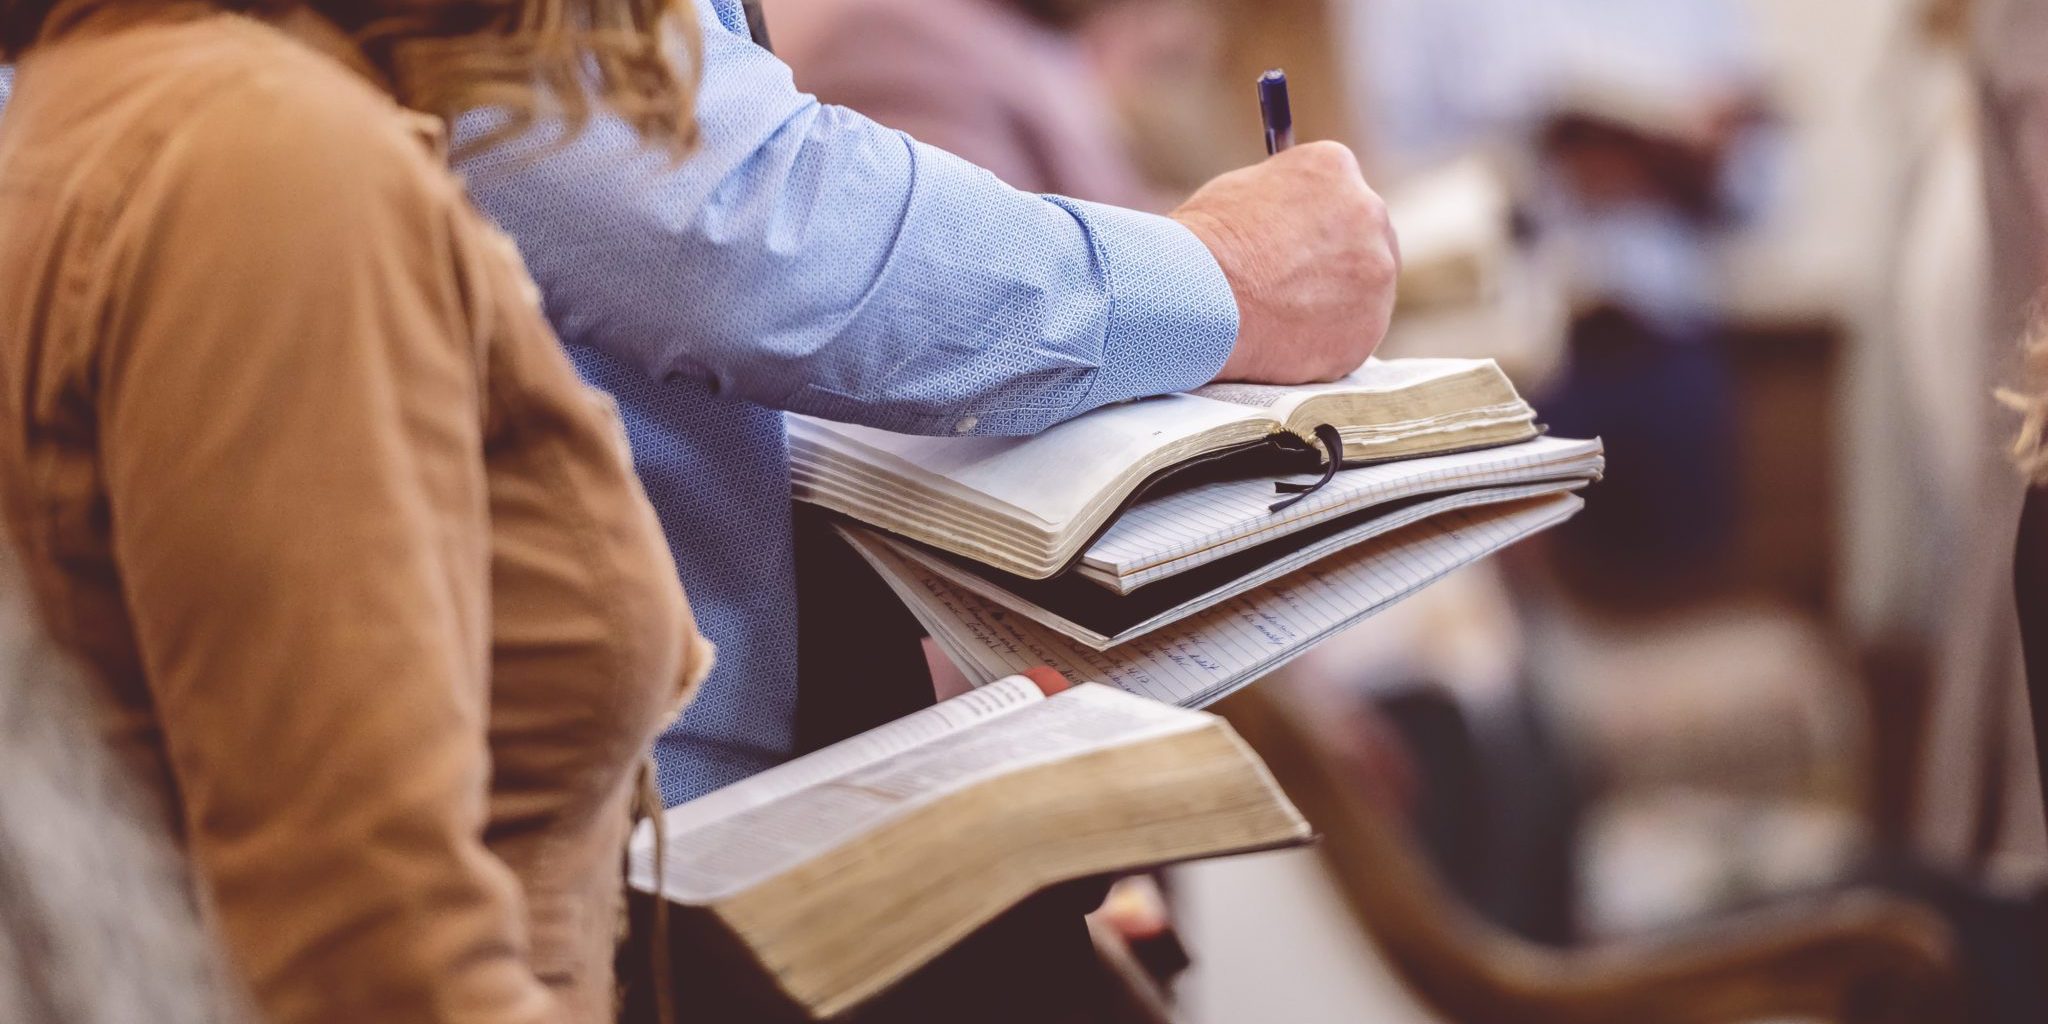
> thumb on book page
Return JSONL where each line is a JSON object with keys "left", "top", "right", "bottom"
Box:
{"left": 1023, "top": 666, "right": 1074, "bottom": 696}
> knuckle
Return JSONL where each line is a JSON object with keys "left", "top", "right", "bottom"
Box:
{"left": 1359, "top": 188, "right": 1390, "bottom": 224}
{"left": 1317, "top": 141, "right": 1362, "bottom": 174}
{"left": 1297, "top": 140, "right": 1355, "bottom": 174}
{"left": 1372, "top": 245, "right": 1401, "bottom": 285}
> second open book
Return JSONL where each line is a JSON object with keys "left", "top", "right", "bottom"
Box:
{"left": 629, "top": 674, "right": 1309, "bottom": 1019}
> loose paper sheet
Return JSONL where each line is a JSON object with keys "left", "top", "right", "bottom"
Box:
{"left": 880, "top": 480, "right": 1588, "bottom": 649}
{"left": 847, "top": 495, "right": 1583, "bottom": 709}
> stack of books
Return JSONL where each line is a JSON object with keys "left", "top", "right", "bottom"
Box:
{"left": 791, "top": 358, "right": 1604, "bottom": 710}
{"left": 624, "top": 359, "right": 1601, "bottom": 1019}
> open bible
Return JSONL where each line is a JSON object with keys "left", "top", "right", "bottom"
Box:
{"left": 628, "top": 675, "right": 1311, "bottom": 1019}
{"left": 790, "top": 358, "right": 1540, "bottom": 579}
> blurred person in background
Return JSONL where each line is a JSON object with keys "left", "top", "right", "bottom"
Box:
{"left": 765, "top": 0, "right": 1240, "bottom": 206}
{"left": 1838, "top": 9, "right": 2048, "bottom": 1017}
{"left": 0, "top": 1, "right": 713, "bottom": 1021}
{"left": 1841, "top": 0, "right": 2048, "bottom": 925}
{"left": 1346, "top": 0, "right": 1775, "bottom": 591}
{"left": 1074, "top": 0, "right": 1241, "bottom": 199}
{"left": 768, "top": 0, "right": 1157, "bottom": 205}
{"left": 1935, "top": 0, "right": 2048, "bottom": 891}
{"left": 1954, "top": 0, "right": 2048, "bottom": 1014}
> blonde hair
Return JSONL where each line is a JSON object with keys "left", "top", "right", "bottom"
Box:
{"left": 1999, "top": 305, "right": 2048, "bottom": 483}
{"left": 1, "top": 0, "right": 701, "bottom": 156}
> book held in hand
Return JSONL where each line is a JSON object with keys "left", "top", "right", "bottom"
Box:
{"left": 789, "top": 358, "right": 1541, "bottom": 580}
{"left": 628, "top": 675, "right": 1310, "bottom": 1019}
{"left": 792, "top": 357, "right": 1599, "bottom": 710}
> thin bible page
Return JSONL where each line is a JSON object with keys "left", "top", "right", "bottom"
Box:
{"left": 637, "top": 676, "right": 1045, "bottom": 861}
{"left": 788, "top": 393, "right": 1258, "bottom": 528}
{"left": 1187, "top": 357, "right": 1491, "bottom": 416}
{"left": 639, "top": 685, "right": 1207, "bottom": 902}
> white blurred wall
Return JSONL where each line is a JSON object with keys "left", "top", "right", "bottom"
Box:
{"left": 1177, "top": 850, "right": 1443, "bottom": 1024}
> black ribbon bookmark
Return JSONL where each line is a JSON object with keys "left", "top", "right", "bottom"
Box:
{"left": 1268, "top": 423, "right": 1345, "bottom": 514}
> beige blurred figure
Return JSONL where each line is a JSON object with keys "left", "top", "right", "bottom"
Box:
{"left": 1901, "top": 0, "right": 2048, "bottom": 887}
{"left": 0, "top": 540, "right": 246, "bottom": 1024}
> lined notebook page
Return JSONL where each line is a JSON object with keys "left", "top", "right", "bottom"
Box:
{"left": 1084, "top": 436, "right": 1602, "bottom": 591}
{"left": 847, "top": 495, "right": 1583, "bottom": 709}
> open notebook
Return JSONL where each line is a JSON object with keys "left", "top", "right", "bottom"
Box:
{"left": 628, "top": 676, "right": 1309, "bottom": 1019}
{"left": 844, "top": 493, "right": 1583, "bottom": 709}
{"left": 1076, "top": 435, "right": 1603, "bottom": 593}
{"left": 789, "top": 358, "right": 1538, "bottom": 579}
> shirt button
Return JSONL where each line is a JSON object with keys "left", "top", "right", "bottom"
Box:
{"left": 954, "top": 416, "right": 979, "bottom": 434}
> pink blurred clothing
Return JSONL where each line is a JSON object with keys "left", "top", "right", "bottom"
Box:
{"left": 769, "top": 0, "right": 1156, "bottom": 207}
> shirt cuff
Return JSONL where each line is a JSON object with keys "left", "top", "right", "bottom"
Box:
{"left": 1045, "top": 196, "right": 1240, "bottom": 414}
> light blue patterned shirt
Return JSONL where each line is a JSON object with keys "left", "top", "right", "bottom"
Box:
{"left": 0, "top": 1, "right": 1239, "bottom": 806}
{"left": 459, "top": 1, "right": 1238, "bottom": 803}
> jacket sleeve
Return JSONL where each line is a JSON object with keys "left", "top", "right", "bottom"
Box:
{"left": 93, "top": 83, "right": 553, "bottom": 1024}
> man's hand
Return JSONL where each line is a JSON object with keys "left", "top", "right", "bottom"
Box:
{"left": 1170, "top": 141, "right": 1399, "bottom": 385}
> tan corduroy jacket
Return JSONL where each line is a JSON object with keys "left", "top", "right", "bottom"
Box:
{"left": 0, "top": 5, "right": 714, "bottom": 1023}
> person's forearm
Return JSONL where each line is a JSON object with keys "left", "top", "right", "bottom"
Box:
{"left": 461, "top": 0, "right": 1238, "bottom": 438}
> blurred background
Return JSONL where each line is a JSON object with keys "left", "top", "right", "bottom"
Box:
{"left": 767, "top": 0, "right": 2041, "bottom": 1019}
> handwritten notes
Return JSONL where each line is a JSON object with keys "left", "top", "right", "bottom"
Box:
{"left": 1082, "top": 436, "right": 1603, "bottom": 592}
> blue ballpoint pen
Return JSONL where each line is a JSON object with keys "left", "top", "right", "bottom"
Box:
{"left": 1259, "top": 69, "right": 1294, "bottom": 155}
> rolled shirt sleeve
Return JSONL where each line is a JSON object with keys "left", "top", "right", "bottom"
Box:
{"left": 459, "top": 0, "right": 1238, "bottom": 438}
